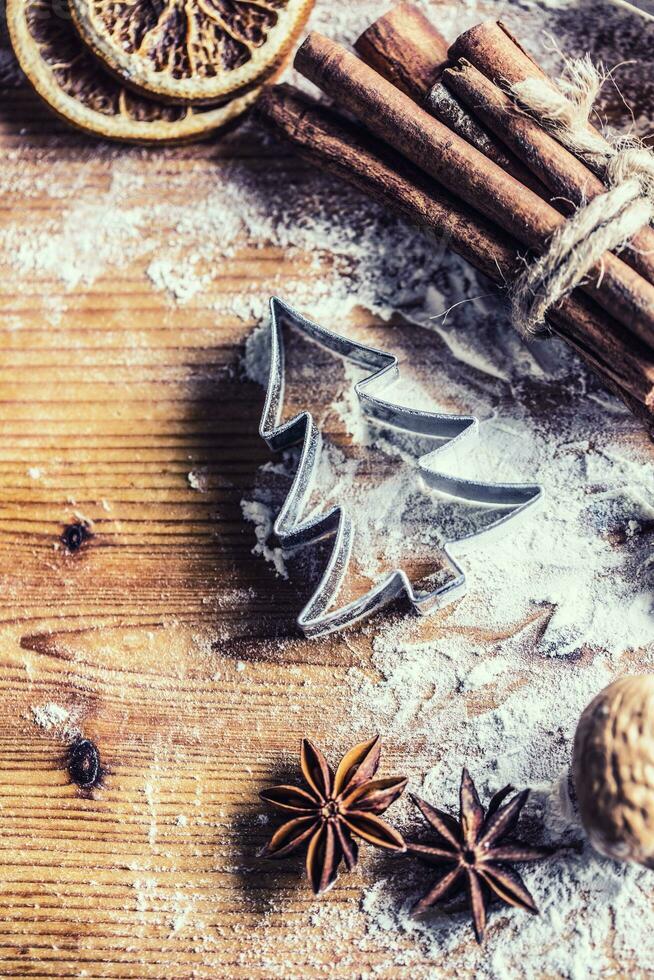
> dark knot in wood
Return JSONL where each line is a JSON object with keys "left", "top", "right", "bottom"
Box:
{"left": 62, "top": 522, "right": 90, "bottom": 553}
{"left": 68, "top": 738, "right": 101, "bottom": 789}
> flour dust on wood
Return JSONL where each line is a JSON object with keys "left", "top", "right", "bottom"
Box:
{"left": 2, "top": 0, "right": 653, "bottom": 974}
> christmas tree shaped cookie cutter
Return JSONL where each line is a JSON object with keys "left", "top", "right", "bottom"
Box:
{"left": 259, "top": 297, "right": 542, "bottom": 638}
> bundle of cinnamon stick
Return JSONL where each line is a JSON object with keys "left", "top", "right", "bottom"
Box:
{"left": 256, "top": 4, "right": 654, "bottom": 429}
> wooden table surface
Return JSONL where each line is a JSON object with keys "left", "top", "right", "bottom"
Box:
{"left": 0, "top": 14, "right": 653, "bottom": 975}
{"left": 0, "top": 78, "right": 425, "bottom": 979}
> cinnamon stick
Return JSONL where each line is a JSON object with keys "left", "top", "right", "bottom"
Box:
{"left": 446, "top": 23, "right": 654, "bottom": 290}
{"left": 257, "top": 84, "right": 516, "bottom": 282}
{"left": 355, "top": 6, "right": 545, "bottom": 195}
{"left": 353, "top": 2, "right": 448, "bottom": 101}
{"left": 256, "top": 85, "right": 654, "bottom": 420}
{"left": 357, "top": 5, "right": 654, "bottom": 286}
{"left": 353, "top": 4, "right": 654, "bottom": 415}
{"left": 442, "top": 59, "right": 605, "bottom": 215}
{"left": 448, "top": 22, "right": 559, "bottom": 97}
{"left": 294, "top": 33, "right": 654, "bottom": 344}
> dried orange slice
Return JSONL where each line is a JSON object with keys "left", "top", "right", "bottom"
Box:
{"left": 68, "top": 0, "right": 314, "bottom": 105}
{"left": 7, "top": 0, "right": 262, "bottom": 143}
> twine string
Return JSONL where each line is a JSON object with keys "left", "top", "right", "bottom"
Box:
{"left": 508, "top": 58, "right": 654, "bottom": 337}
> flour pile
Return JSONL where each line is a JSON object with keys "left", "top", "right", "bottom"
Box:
{"left": 243, "top": 285, "right": 652, "bottom": 660}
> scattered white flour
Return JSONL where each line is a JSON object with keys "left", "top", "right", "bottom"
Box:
{"left": 0, "top": 0, "right": 650, "bottom": 312}
{"left": 170, "top": 891, "right": 194, "bottom": 935}
{"left": 3, "top": 0, "right": 653, "bottom": 973}
{"left": 31, "top": 702, "right": 70, "bottom": 730}
{"left": 241, "top": 496, "right": 288, "bottom": 578}
{"left": 30, "top": 702, "right": 79, "bottom": 739}
{"left": 238, "top": 254, "right": 653, "bottom": 976}
{"left": 235, "top": 0, "right": 654, "bottom": 962}
{"left": 187, "top": 468, "right": 209, "bottom": 493}
{"left": 147, "top": 256, "right": 211, "bottom": 303}
{"left": 242, "top": 303, "right": 653, "bottom": 661}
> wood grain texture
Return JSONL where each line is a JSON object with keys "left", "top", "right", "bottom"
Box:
{"left": 0, "top": 67, "right": 652, "bottom": 979}
{"left": 0, "top": 80, "right": 458, "bottom": 980}
{"left": 0, "top": 86, "right": 336, "bottom": 979}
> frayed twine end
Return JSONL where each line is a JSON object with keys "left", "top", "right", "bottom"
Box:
{"left": 509, "top": 56, "right": 654, "bottom": 337}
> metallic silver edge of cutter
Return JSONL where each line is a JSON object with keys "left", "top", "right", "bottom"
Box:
{"left": 258, "top": 297, "right": 543, "bottom": 639}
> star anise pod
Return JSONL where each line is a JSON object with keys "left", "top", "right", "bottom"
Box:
{"left": 407, "top": 769, "right": 552, "bottom": 943}
{"left": 259, "top": 735, "right": 407, "bottom": 895}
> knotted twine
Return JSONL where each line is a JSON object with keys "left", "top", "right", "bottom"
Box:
{"left": 508, "top": 56, "right": 654, "bottom": 337}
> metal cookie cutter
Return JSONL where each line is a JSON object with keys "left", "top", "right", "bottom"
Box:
{"left": 258, "top": 297, "right": 542, "bottom": 639}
